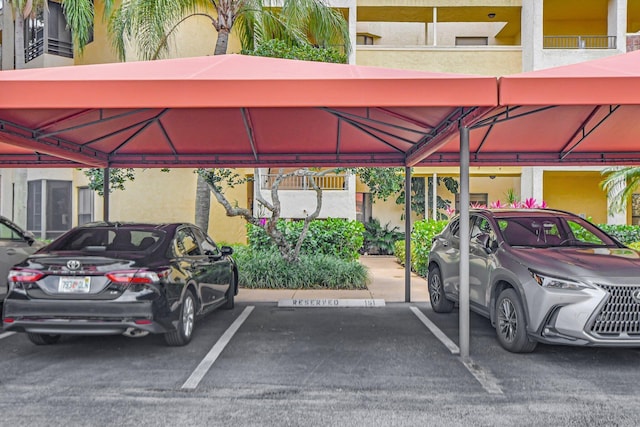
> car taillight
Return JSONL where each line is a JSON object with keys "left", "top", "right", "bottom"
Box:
{"left": 106, "top": 269, "right": 169, "bottom": 285}
{"left": 8, "top": 269, "right": 44, "bottom": 283}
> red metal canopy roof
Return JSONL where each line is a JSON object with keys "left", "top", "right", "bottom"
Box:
{"left": 0, "top": 54, "right": 497, "bottom": 168}
{"left": 420, "top": 50, "right": 640, "bottom": 166}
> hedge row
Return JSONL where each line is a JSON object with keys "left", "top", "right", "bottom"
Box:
{"left": 247, "top": 218, "right": 364, "bottom": 261}
{"left": 233, "top": 246, "right": 368, "bottom": 289}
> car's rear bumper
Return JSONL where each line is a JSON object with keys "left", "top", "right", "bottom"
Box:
{"left": 2, "top": 299, "right": 170, "bottom": 335}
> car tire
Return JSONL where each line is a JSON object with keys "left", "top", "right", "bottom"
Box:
{"left": 495, "top": 288, "right": 537, "bottom": 353}
{"left": 223, "top": 277, "right": 235, "bottom": 310}
{"left": 428, "top": 265, "right": 454, "bottom": 313}
{"left": 165, "top": 289, "right": 196, "bottom": 346}
{"left": 27, "top": 333, "right": 61, "bottom": 345}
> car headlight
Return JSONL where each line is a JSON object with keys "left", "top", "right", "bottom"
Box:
{"left": 529, "top": 270, "right": 593, "bottom": 290}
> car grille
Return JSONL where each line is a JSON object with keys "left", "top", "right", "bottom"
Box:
{"left": 590, "top": 284, "right": 640, "bottom": 337}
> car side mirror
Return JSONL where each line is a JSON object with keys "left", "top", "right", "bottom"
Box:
{"left": 221, "top": 246, "right": 234, "bottom": 256}
{"left": 474, "top": 233, "right": 494, "bottom": 254}
{"left": 24, "top": 231, "right": 37, "bottom": 245}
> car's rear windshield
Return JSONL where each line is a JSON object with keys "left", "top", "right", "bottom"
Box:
{"left": 46, "top": 227, "right": 165, "bottom": 253}
{"left": 497, "top": 216, "right": 617, "bottom": 248}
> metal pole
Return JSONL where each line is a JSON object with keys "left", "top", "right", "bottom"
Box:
{"left": 459, "top": 126, "right": 470, "bottom": 360}
{"left": 432, "top": 173, "right": 438, "bottom": 220}
{"left": 103, "top": 167, "right": 110, "bottom": 222}
{"left": 433, "top": 8, "right": 438, "bottom": 47}
{"left": 405, "top": 166, "right": 412, "bottom": 303}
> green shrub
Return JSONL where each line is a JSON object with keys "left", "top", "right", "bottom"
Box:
{"left": 361, "top": 218, "right": 404, "bottom": 255}
{"left": 394, "top": 219, "right": 448, "bottom": 277}
{"left": 247, "top": 218, "right": 364, "bottom": 261}
{"left": 597, "top": 224, "right": 640, "bottom": 244}
{"left": 627, "top": 242, "right": 640, "bottom": 250}
{"left": 233, "top": 246, "right": 368, "bottom": 289}
{"left": 394, "top": 240, "right": 406, "bottom": 265}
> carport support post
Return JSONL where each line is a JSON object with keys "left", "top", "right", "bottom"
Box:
{"left": 459, "top": 125, "right": 470, "bottom": 360}
{"left": 103, "top": 167, "right": 110, "bottom": 222}
{"left": 405, "top": 166, "right": 412, "bottom": 302}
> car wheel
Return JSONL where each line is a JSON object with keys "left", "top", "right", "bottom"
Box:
{"left": 495, "top": 288, "right": 537, "bottom": 353}
{"left": 27, "top": 333, "right": 61, "bottom": 345}
{"left": 223, "top": 277, "right": 235, "bottom": 310}
{"left": 428, "top": 265, "right": 454, "bottom": 313}
{"left": 165, "top": 289, "right": 196, "bottom": 346}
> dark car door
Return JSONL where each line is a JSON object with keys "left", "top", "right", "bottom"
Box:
{"left": 173, "top": 226, "right": 216, "bottom": 311}
{"left": 469, "top": 214, "right": 497, "bottom": 312}
{"left": 436, "top": 218, "right": 462, "bottom": 295}
{"left": 191, "top": 226, "right": 233, "bottom": 306}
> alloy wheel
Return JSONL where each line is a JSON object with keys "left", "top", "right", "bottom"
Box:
{"left": 498, "top": 298, "right": 517, "bottom": 342}
{"left": 182, "top": 296, "right": 195, "bottom": 338}
{"left": 429, "top": 273, "right": 443, "bottom": 305}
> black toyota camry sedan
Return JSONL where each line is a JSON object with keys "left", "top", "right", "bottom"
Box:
{"left": 2, "top": 222, "right": 238, "bottom": 346}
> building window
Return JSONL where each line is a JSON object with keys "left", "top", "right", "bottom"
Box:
{"left": 47, "top": 1, "right": 73, "bottom": 58}
{"left": 455, "top": 37, "right": 488, "bottom": 46}
{"left": 25, "top": 7, "right": 45, "bottom": 62}
{"left": 27, "top": 181, "right": 42, "bottom": 233}
{"left": 27, "top": 180, "right": 72, "bottom": 239}
{"left": 78, "top": 187, "right": 94, "bottom": 226}
{"left": 357, "top": 35, "right": 375, "bottom": 45}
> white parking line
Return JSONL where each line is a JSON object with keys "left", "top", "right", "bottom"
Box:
{"left": 181, "top": 305, "right": 254, "bottom": 390}
{"left": 410, "top": 306, "right": 460, "bottom": 354}
{"left": 0, "top": 332, "right": 16, "bottom": 340}
{"left": 461, "top": 358, "right": 504, "bottom": 395}
{"left": 410, "top": 306, "right": 503, "bottom": 395}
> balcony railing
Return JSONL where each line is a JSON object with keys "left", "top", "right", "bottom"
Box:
{"left": 544, "top": 35, "right": 616, "bottom": 49}
{"left": 48, "top": 38, "right": 73, "bottom": 58}
{"left": 260, "top": 174, "right": 348, "bottom": 191}
{"left": 25, "top": 28, "right": 73, "bottom": 62}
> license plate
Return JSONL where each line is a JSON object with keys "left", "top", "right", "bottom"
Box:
{"left": 58, "top": 277, "right": 91, "bottom": 293}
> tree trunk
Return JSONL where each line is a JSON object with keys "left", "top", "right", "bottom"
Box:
{"left": 194, "top": 174, "right": 211, "bottom": 231}
{"left": 214, "top": 30, "right": 230, "bottom": 55}
{"left": 193, "top": 25, "right": 231, "bottom": 230}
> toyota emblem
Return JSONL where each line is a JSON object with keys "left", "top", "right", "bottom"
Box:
{"left": 633, "top": 289, "right": 640, "bottom": 304}
{"left": 66, "top": 260, "right": 81, "bottom": 271}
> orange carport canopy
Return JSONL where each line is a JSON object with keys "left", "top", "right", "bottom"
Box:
{"left": 419, "top": 50, "right": 640, "bottom": 166}
{"left": 0, "top": 54, "right": 497, "bottom": 168}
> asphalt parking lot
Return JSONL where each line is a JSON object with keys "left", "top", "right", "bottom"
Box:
{"left": 2, "top": 299, "right": 640, "bottom": 427}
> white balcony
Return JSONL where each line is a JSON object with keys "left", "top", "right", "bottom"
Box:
{"left": 255, "top": 172, "right": 356, "bottom": 220}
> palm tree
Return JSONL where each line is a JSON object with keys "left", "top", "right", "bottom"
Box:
{"left": 235, "top": 0, "right": 350, "bottom": 55}
{"left": 108, "top": 0, "right": 351, "bottom": 232}
{"left": 600, "top": 166, "right": 640, "bottom": 213}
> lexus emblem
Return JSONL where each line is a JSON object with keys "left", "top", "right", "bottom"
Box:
{"left": 633, "top": 289, "right": 640, "bottom": 303}
{"left": 66, "top": 260, "right": 81, "bottom": 271}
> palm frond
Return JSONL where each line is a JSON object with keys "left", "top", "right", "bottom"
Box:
{"left": 108, "top": 0, "right": 214, "bottom": 61}
{"left": 62, "top": 0, "right": 95, "bottom": 53}
{"left": 600, "top": 166, "right": 640, "bottom": 212}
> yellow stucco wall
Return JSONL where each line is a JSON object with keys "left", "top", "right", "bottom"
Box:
{"left": 75, "top": 4, "right": 121, "bottom": 65}
{"left": 355, "top": 48, "right": 522, "bottom": 75}
{"left": 93, "top": 169, "right": 248, "bottom": 244}
{"left": 543, "top": 171, "right": 607, "bottom": 223}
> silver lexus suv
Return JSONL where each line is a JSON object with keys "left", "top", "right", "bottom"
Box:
{"left": 428, "top": 208, "right": 640, "bottom": 353}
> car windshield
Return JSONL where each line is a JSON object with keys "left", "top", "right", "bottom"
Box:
{"left": 46, "top": 227, "right": 165, "bottom": 253}
{"left": 496, "top": 216, "right": 618, "bottom": 248}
